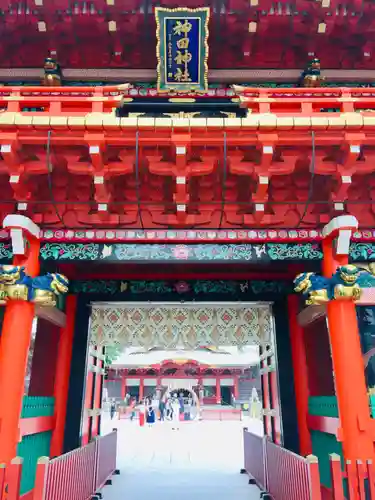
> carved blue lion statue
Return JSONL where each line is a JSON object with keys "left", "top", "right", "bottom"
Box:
{"left": 294, "top": 265, "right": 362, "bottom": 305}
{"left": 0, "top": 265, "right": 69, "bottom": 306}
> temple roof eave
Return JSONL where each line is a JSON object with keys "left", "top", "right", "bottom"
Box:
{"left": 112, "top": 349, "right": 260, "bottom": 369}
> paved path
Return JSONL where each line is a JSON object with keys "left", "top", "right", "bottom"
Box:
{"left": 101, "top": 418, "right": 261, "bottom": 500}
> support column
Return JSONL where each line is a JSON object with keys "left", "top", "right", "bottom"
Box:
{"left": 121, "top": 374, "right": 126, "bottom": 400}
{"left": 0, "top": 215, "right": 40, "bottom": 465}
{"left": 156, "top": 376, "right": 162, "bottom": 399}
{"left": 198, "top": 377, "right": 204, "bottom": 404}
{"left": 216, "top": 377, "right": 221, "bottom": 404}
{"left": 322, "top": 216, "right": 374, "bottom": 462}
{"left": 91, "top": 346, "right": 105, "bottom": 439}
{"left": 139, "top": 378, "right": 144, "bottom": 400}
{"left": 50, "top": 295, "right": 77, "bottom": 457}
{"left": 288, "top": 294, "right": 312, "bottom": 456}
{"left": 233, "top": 376, "right": 239, "bottom": 400}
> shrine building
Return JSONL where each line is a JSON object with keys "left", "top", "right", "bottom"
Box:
{"left": 106, "top": 345, "right": 259, "bottom": 407}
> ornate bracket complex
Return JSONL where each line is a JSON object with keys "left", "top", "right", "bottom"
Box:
{"left": 294, "top": 215, "right": 363, "bottom": 305}
{"left": 294, "top": 264, "right": 362, "bottom": 305}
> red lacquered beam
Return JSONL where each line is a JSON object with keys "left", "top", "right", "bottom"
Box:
{"left": 0, "top": 85, "right": 129, "bottom": 95}
{"left": 19, "top": 417, "right": 55, "bottom": 437}
{"left": 0, "top": 85, "right": 375, "bottom": 116}
{"left": 307, "top": 415, "right": 340, "bottom": 437}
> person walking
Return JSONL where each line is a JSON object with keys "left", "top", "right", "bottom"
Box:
{"left": 110, "top": 400, "right": 116, "bottom": 420}
{"left": 159, "top": 399, "right": 166, "bottom": 421}
{"left": 166, "top": 398, "right": 172, "bottom": 420}
{"left": 130, "top": 398, "right": 136, "bottom": 421}
{"left": 146, "top": 404, "right": 155, "bottom": 427}
{"left": 139, "top": 399, "right": 146, "bottom": 427}
{"left": 171, "top": 395, "right": 180, "bottom": 430}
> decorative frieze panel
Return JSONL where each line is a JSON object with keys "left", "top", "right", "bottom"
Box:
{"left": 38, "top": 243, "right": 323, "bottom": 262}
{"left": 71, "top": 279, "right": 291, "bottom": 296}
{"left": 0, "top": 241, "right": 374, "bottom": 264}
{"left": 90, "top": 303, "right": 273, "bottom": 348}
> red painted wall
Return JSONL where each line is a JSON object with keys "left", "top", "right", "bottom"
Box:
{"left": 28, "top": 319, "right": 60, "bottom": 396}
{"left": 304, "top": 318, "right": 335, "bottom": 396}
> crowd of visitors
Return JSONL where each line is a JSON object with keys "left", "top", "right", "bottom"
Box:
{"left": 109, "top": 391, "right": 197, "bottom": 429}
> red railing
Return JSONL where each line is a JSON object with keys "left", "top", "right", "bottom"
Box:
{"left": 265, "top": 439, "right": 321, "bottom": 500}
{"left": 43, "top": 440, "right": 97, "bottom": 500}
{"left": 0, "top": 85, "right": 375, "bottom": 116}
{"left": 94, "top": 431, "right": 118, "bottom": 492}
{"left": 329, "top": 452, "right": 375, "bottom": 499}
{"left": 243, "top": 428, "right": 267, "bottom": 491}
{"left": 243, "top": 429, "right": 322, "bottom": 500}
{"left": 1, "top": 431, "right": 118, "bottom": 500}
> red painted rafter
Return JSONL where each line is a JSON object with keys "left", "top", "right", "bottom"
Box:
{"left": 19, "top": 416, "right": 55, "bottom": 438}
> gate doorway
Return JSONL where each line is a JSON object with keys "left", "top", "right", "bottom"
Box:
{"left": 83, "top": 299, "right": 286, "bottom": 500}
{"left": 221, "top": 386, "right": 231, "bottom": 406}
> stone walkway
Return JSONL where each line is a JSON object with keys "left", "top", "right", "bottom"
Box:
{"left": 101, "top": 417, "right": 261, "bottom": 500}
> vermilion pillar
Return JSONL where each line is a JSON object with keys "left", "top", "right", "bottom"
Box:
{"left": 121, "top": 374, "right": 126, "bottom": 400}
{"left": 91, "top": 346, "right": 105, "bottom": 439}
{"left": 288, "top": 294, "right": 312, "bottom": 456}
{"left": 322, "top": 216, "right": 374, "bottom": 462}
{"left": 139, "top": 378, "right": 144, "bottom": 400}
{"left": 0, "top": 215, "right": 40, "bottom": 464}
{"left": 82, "top": 350, "right": 95, "bottom": 446}
{"left": 50, "top": 295, "right": 77, "bottom": 457}
{"left": 233, "top": 376, "right": 239, "bottom": 399}
{"left": 198, "top": 377, "right": 203, "bottom": 404}
{"left": 216, "top": 377, "right": 221, "bottom": 404}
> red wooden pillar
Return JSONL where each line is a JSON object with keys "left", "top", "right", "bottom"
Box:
{"left": 198, "top": 377, "right": 203, "bottom": 404}
{"left": 81, "top": 344, "right": 105, "bottom": 444}
{"left": 0, "top": 215, "right": 40, "bottom": 465}
{"left": 269, "top": 353, "right": 282, "bottom": 445}
{"left": 50, "top": 295, "right": 77, "bottom": 457}
{"left": 81, "top": 350, "right": 95, "bottom": 446}
{"left": 322, "top": 216, "right": 374, "bottom": 462}
{"left": 121, "top": 374, "right": 126, "bottom": 400}
{"left": 233, "top": 376, "right": 239, "bottom": 399}
{"left": 91, "top": 346, "right": 105, "bottom": 439}
{"left": 216, "top": 377, "right": 221, "bottom": 404}
{"left": 260, "top": 345, "right": 272, "bottom": 439}
{"left": 28, "top": 320, "right": 60, "bottom": 397}
{"left": 139, "top": 378, "right": 144, "bottom": 400}
{"left": 288, "top": 294, "right": 312, "bottom": 456}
